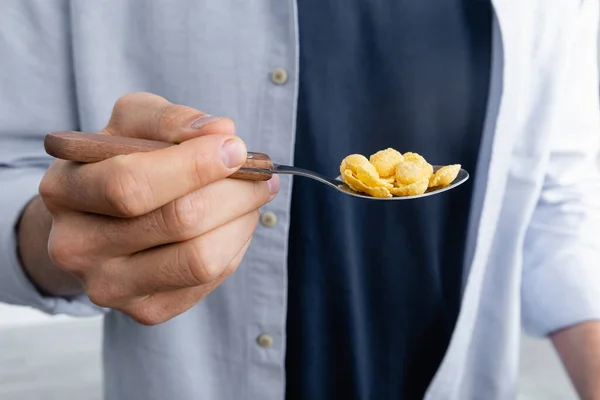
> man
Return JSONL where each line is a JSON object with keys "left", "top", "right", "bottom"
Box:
{"left": 1, "top": 1, "right": 599, "bottom": 399}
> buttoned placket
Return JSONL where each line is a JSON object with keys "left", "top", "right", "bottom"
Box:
{"left": 246, "top": 1, "right": 300, "bottom": 399}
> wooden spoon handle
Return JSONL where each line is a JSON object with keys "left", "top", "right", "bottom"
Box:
{"left": 44, "top": 131, "right": 274, "bottom": 181}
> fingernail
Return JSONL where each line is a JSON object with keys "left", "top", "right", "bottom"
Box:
{"left": 221, "top": 138, "right": 247, "bottom": 168}
{"left": 267, "top": 174, "right": 280, "bottom": 195}
{"left": 190, "top": 115, "right": 221, "bottom": 129}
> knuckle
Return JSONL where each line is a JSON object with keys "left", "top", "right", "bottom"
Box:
{"left": 38, "top": 175, "right": 55, "bottom": 200}
{"left": 86, "top": 281, "right": 113, "bottom": 308}
{"left": 46, "top": 217, "right": 100, "bottom": 278}
{"left": 38, "top": 164, "right": 65, "bottom": 210}
{"left": 86, "top": 272, "right": 127, "bottom": 308}
{"left": 129, "top": 302, "right": 168, "bottom": 326}
{"left": 47, "top": 238, "right": 73, "bottom": 270}
{"left": 112, "top": 93, "right": 134, "bottom": 113}
{"left": 108, "top": 93, "right": 139, "bottom": 128}
{"left": 183, "top": 242, "right": 223, "bottom": 285}
{"left": 112, "top": 92, "right": 151, "bottom": 113}
{"left": 47, "top": 231, "right": 82, "bottom": 272}
{"left": 107, "top": 92, "right": 168, "bottom": 133}
{"left": 157, "top": 104, "right": 204, "bottom": 133}
{"left": 103, "top": 161, "right": 149, "bottom": 217}
{"left": 169, "top": 193, "right": 205, "bottom": 234}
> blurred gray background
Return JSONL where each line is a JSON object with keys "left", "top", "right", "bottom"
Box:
{"left": 0, "top": 297, "right": 581, "bottom": 400}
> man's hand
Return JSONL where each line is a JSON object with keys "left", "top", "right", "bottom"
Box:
{"left": 551, "top": 321, "right": 600, "bottom": 400}
{"left": 19, "top": 92, "right": 279, "bottom": 325}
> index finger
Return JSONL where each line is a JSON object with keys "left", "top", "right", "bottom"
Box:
{"left": 48, "top": 132, "right": 248, "bottom": 217}
{"left": 103, "top": 92, "right": 235, "bottom": 143}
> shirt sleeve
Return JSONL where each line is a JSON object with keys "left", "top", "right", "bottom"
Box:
{"left": 521, "top": 0, "right": 600, "bottom": 337}
{"left": 0, "top": 1, "right": 105, "bottom": 317}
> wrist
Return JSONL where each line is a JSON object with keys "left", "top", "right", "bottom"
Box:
{"left": 551, "top": 321, "right": 600, "bottom": 400}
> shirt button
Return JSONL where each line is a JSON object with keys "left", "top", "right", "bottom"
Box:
{"left": 270, "top": 68, "right": 288, "bottom": 85}
{"left": 260, "top": 211, "right": 277, "bottom": 227}
{"left": 256, "top": 333, "right": 273, "bottom": 348}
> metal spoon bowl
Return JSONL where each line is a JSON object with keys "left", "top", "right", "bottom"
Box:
{"left": 44, "top": 131, "right": 469, "bottom": 200}
{"left": 261, "top": 164, "right": 469, "bottom": 200}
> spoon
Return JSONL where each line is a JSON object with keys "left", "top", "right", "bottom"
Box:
{"left": 43, "top": 131, "right": 469, "bottom": 200}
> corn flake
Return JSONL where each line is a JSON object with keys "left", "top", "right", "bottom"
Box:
{"left": 395, "top": 159, "right": 433, "bottom": 185}
{"left": 429, "top": 164, "right": 461, "bottom": 188}
{"left": 390, "top": 178, "right": 429, "bottom": 197}
{"left": 340, "top": 154, "right": 389, "bottom": 188}
{"left": 369, "top": 148, "right": 404, "bottom": 178}
{"left": 343, "top": 170, "right": 392, "bottom": 198}
{"left": 339, "top": 148, "right": 459, "bottom": 198}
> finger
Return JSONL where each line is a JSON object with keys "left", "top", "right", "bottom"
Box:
{"left": 61, "top": 175, "right": 279, "bottom": 257}
{"left": 102, "top": 92, "right": 235, "bottom": 143}
{"left": 117, "top": 210, "right": 259, "bottom": 296}
{"left": 119, "top": 238, "right": 251, "bottom": 325}
{"left": 41, "top": 132, "right": 249, "bottom": 217}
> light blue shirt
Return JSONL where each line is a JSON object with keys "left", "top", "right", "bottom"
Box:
{"left": 1, "top": 1, "right": 599, "bottom": 399}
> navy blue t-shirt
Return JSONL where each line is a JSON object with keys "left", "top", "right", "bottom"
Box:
{"left": 285, "top": 1, "right": 493, "bottom": 399}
